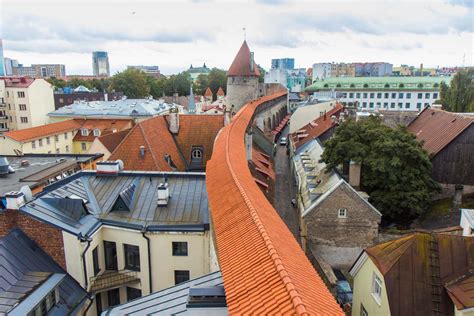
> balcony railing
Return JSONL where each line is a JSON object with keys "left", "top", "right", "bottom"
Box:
{"left": 89, "top": 269, "right": 139, "bottom": 293}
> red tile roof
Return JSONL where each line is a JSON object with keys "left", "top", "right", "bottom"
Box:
{"left": 72, "top": 119, "right": 133, "bottom": 142}
{"left": 216, "top": 87, "right": 225, "bottom": 96}
{"left": 96, "top": 129, "right": 131, "bottom": 153}
{"left": 446, "top": 274, "right": 474, "bottom": 310}
{"left": 3, "top": 120, "right": 81, "bottom": 142}
{"left": 206, "top": 91, "right": 344, "bottom": 315}
{"left": 2, "top": 77, "right": 36, "bottom": 88}
{"left": 407, "top": 107, "right": 474, "bottom": 156}
{"left": 227, "top": 41, "right": 261, "bottom": 77}
{"left": 109, "top": 115, "right": 224, "bottom": 171}
{"left": 290, "top": 103, "right": 344, "bottom": 150}
{"left": 365, "top": 232, "right": 474, "bottom": 315}
{"left": 204, "top": 87, "right": 213, "bottom": 97}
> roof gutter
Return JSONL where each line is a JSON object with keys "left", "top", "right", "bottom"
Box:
{"left": 80, "top": 235, "right": 92, "bottom": 289}
{"left": 141, "top": 226, "right": 153, "bottom": 294}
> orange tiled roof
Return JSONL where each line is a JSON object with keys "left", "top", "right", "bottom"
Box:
{"left": 216, "top": 87, "right": 225, "bottom": 96}
{"left": 97, "top": 129, "right": 131, "bottom": 153}
{"left": 72, "top": 119, "right": 133, "bottom": 142}
{"left": 204, "top": 87, "right": 213, "bottom": 97}
{"left": 227, "top": 41, "right": 261, "bottom": 77}
{"left": 290, "top": 103, "right": 344, "bottom": 150}
{"left": 407, "top": 107, "right": 474, "bottom": 156}
{"left": 206, "top": 91, "right": 344, "bottom": 315}
{"left": 3, "top": 120, "right": 81, "bottom": 142}
{"left": 3, "top": 77, "right": 36, "bottom": 88}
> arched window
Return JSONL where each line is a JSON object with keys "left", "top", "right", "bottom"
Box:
{"left": 363, "top": 84, "right": 369, "bottom": 88}
{"left": 417, "top": 83, "right": 423, "bottom": 88}
{"left": 433, "top": 83, "right": 439, "bottom": 88}
{"left": 336, "top": 84, "right": 341, "bottom": 88}
{"left": 399, "top": 83, "right": 405, "bottom": 88}
{"left": 81, "top": 128, "right": 89, "bottom": 136}
{"left": 93, "top": 128, "right": 101, "bottom": 137}
{"left": 384, "top": 83, "right": 390, "bottom": 88}
{"left": 324, "top": 84, "right": 329, "bottom": 88}
{"left": 350, "top": 84, "right": 355, "bottom": 88}
{"left": 191, "top": 148, "right": 203, "bottom": 160}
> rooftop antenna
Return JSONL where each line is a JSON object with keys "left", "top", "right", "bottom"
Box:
{"left": 243, "top": 27, "right": 246, "bottom": 41}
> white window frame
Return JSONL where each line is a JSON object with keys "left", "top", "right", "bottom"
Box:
{"left": 93, "top": 128, "right": 101, "bottom": 137}
{"left": 81, "top": 142, "right": 87, "bottom": 151}
{"left": 81, "top": 128, "right": 89, "bottom": 136}
{"left": 191, "top": 148, "right": 203, "bottom": 160}
{"left": 371, "top": 273, "right": 383, "bottom": 305}
{"left": 338, "top": 208, "right": 347, "bottom": 218}
{"left": 31, "top": 140, "right": 36, "bottom": 149}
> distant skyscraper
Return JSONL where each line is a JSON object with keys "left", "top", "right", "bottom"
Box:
{"left": 0, "top": 40, "right": 5, "bottom": 76}
{"left": 92, "top": 51, "right": 110, "bottom": 76}
{"left": 271, "top": 58, "right": 295, "bottom": 70}
{"left": 4, "top": 58, "right": 19, "bottom": 76}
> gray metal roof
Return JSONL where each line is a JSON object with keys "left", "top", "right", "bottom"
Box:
{"left": 103, "top": 271, "right": 224, "bottom": 315}
{"left": 21, "top": 171, "right": 210, "bottom": 237}
{"left": 0, "top": 228, "right": 88, "bottom": 314}
{"left": 0, "top": 154, "right": 101, "bottom": 197}
{"left": 48, "top": 98, "right": 175, "bottom": 118}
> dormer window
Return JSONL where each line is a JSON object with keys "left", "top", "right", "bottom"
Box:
{"left": 93, "top": 128, "right": 101, "bottom": 137}
{"left": 81, "top": 128, "right": 89, "bottom": 136}
{"left": 191, "top": 148, "right": 203, "bottom": 160}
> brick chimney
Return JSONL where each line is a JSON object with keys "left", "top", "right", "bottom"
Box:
{"left": 349, "top": 160, "right": 361, "bottom": 190}
{"left": 169, "top": 106, "right": 180, "bottom": 134}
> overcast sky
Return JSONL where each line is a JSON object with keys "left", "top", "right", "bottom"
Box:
{"left": 1, "top": 0, "right": 472, "bottom": 75}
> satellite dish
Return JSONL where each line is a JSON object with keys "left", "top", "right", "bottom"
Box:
{"left": 20, "top": 185, "right": 33, "bottom": 202}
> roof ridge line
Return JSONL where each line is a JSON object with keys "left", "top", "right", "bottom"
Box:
{"left": 224, "top": 94, "right": 310, "bottom": 316}
{"left": 138, "top": 123, "right": 161, "bottom": 170}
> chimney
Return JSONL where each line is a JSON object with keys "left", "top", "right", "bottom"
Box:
{"left": 169, "top": 106, "right": 180, "bottom": 134}
{"left": 245, "top": 128, "right": 253, "bottom": 161}
{"left": 5, "top": 191, "right": 25, "bottom": 210}
{"left": 157, "top": 182, "right": 170, "bottom": 206}
{"left": 96, "top": 160, "right": 122, "bottom": 175}
{"left": 348, "top": 160, "right": 361, "bottom": 190}
{"left": 250, "top": 52, "right": 255, "bottom": 72}
{"left": 224, "top": 104, "right": 233, "bottom": 126}
{"left": 140, "top": 146, "right": 145, "bottom": 159}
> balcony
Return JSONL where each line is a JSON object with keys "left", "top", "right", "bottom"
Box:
{"left": 89, "top": 269, "right": 140, "bottom": 293}
{"left": 0, "top": 115, "right": 8, "bottom": 121}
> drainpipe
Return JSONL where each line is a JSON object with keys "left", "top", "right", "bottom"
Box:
{"left": 82, "top": 294, "right": 94, "bottom": 316}
{"left": 81, "top": 236, "right": 92, "bottom": 289}
{"left": 142, "top": 228, "right": 152, "bottom": 294}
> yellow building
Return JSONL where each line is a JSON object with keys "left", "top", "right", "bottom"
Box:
{"left": 350, "top": 232, "right": 474, "bottom": 316}
{"left": 0, "top": 77, "right": 55, "bottom": 132}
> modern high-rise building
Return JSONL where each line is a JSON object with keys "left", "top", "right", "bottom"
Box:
{"left": 271, "top": 58, "right": 294, "bottom": 70}
{"left": 4, "top": 58, "right": 19, "bottom": 76}
{"left": 92, "top": 51, "right": 110, "bottom": 76}
{"left": 0, "top": 40, "right": 5, "bottom": 76}
{"left": 12, "top": 64, "right": 66, "bottom": 78}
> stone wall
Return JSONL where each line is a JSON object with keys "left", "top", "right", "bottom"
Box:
{"left": 226, "top": 76, "right": 260, "bottom": 113}
{"left": 0, "top": 208, "right": 66, "bottom": 269}
{"left": 304, "top": 182, "right": 381, "bottom": 248}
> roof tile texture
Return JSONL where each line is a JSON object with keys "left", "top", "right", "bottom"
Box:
{"left": 4, "top": 119, "right": 81, "bottom": 142}
{"left": 206, "top": 91, "right": 344, "bottom": 315}
{"left": 227, "top": 41, "right": 261, "bottom": 77}
{"left": 407, "top": 107, "right": 474, "bottom": 156}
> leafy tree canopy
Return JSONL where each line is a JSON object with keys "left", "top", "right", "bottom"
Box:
{"left": 440, "top": 68, "right": 474, "bottom": 112}
{"left": 110, "top": 68, "right": 150, "bottom": 98}
{"left": 321, "top": 117, "right": 439, "bottom": 225}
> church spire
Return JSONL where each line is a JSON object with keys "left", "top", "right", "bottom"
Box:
{"left": 188, "top": 85, "right": 196, "bottom": 114}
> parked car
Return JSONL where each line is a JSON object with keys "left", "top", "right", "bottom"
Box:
{"left": 334, "top": 269, "right": 353, "bottom": 307}
{"left": 279, "top": 137, "right": 287, "bottom": 146}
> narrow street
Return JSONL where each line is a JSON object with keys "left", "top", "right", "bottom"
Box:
{"left": 273, "top": 126, "right": 300, "bottom": 241}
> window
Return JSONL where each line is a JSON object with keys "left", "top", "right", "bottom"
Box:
{"left": 46, "top": 137, "right": 50, "bottom": 145}
{"left": 383, "top": 102, "right": 388, "bottom": 108}
{"left": 19, "top": 104, "right": 26, "bottom": 111}
{"left": 363, "top": 93, "right": 367, "bottom": 98}
{"left": 349, "top": 93, "right": 354, "bottom": 98}
{"left": 64, "top": 132, "right": 68, "bottom": 140}
{"left": 360, "top": 304, "right": 368, "bottom": 316}
{"left": 433, "top": 93, "right": 438, "bottom": 99}
{"left": 369, "top": 93, "right": 374, "bottom": 98}
{"left": 124, "top": 244, "right": 140, "bottom": 271}
{"left": 59, "top": 98, "right": 64, "bottom": 103}
{"left": 425, "top": 93, "right": 430, "bottom": 99}
{"left": 93, "top": 128, "right": 101, "bottom": 137}
{"left": 417, "top": 103, "right": 422, "bottom": 109}
{"left": 369, "top": 102, "right": 374, "bottom": 108}
{"left": 38, "top": 138, "right": 43, "bottom": 147}
{"left": 174, "top": 270, "right": 190, "bottom": 285}
{"left": 81, "top": 143, "right": 87, "bottom": 151}
{"left": 356, "top": 93, "right": 361, "bottom": 98}
{"left": 56, "top": 148, "right": 60, "bottom": 154}
{"left": 362, "top": 102, "right": 367, "bottom": 108}
{"left": 104, "top": 241, "right": 118, "bottom": 271}
{"left": 391, "top": 93, "right": 396, "bottom": 98}
{"left": 81, "top": 128, "right": 89, "bottom": 136}
{"left": 92, "top": 246, "right": 100, "bottom": 276}
{"left": 127, "top": 287, "right": 142, "bottom": 301}
{"left": 372, "top": 273, "right": 383, "bottom": 304}
{"left": 384, "top": 93, "right": 389, "bottom": 98}
{"left": 172, "top": 242, "right": 188, "bottom": 256}
{"left": 398, "top": 92, "right": 403, "bottom": 99}
{"left": 32, "top": 141, "right": 36, "bottom": 149}
{"left": 96, "top": 293, "right": 102, "bottom": 314}
{"left": 191, "top": 148, "right": 203, "bottom": 161}
{"left": 20, "top": 117, "right": 28, "bottom": 123}
{"left": 418, "top": 93, "right": 423, "bottom": 98}
{"left": 376, "top": 93, "right": 382, "bottom": 98}
{"left": 398, "top": 103, "right": 403, "bottom": 108}
{"left": 17, "top": 91, "right": 25, "bottom": 98}
{"left": 27, "top": 288, "right": 59, "bottom": 316}
{"left": 406, "top": 93, "right": 411, "bottom": 98}
{"left": 55, "top": 135, "right": 59, "bottom": 142}
{"left": 65, "top": 145, "right": 69, "bottom": 152}
{"left": 405, "top": 103, "right": 410, "bottom": 109}
{"left": 338, "top": 208, "right": 347, "bottom": 218}
{"left": 107, "top": 288, "right": 120, "bottom": 307}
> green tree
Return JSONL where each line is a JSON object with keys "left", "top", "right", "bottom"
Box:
{"left": 258, "top": 65, "right": 266, "bottom": 83}
{"left": 207, "top": 68, "right": 227, "bottom": 100}
{"left": 89, "top": 78, "right": 111, "bottom": 92}
{"left": 67, "top": 78, "right": 94, "bottom": 90}
{"left": 440, "top": 68, "right": 474, "bottom": 112}
{"left": 194, "top": 73, "right": 210, "bottom": 95}
{"left": 110, "top": 68, "right": 150, "bottom": 98}
{"left": 46, "top": 77, "right": 67, "bottom": 90}
{"left": 321, "top": 117, "right": 439, "bottom": 225}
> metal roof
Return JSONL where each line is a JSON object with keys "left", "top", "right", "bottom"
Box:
{"left": 0, "top": 154, "right": 101, "bottom": 197}
{"left": 103, "top": 271, "right": 223, "bottom": 315}
{"left": 20, "top": 171, "right": 210, "bottom": 237}
{"left": 48, "top": 99, "right": 175, "bottom": 118}
{"left": 0, "top": 228, "right": 88, "bottom": 314}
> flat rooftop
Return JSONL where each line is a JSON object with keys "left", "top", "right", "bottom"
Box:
{"left": 21, "top": 171, "right": 209, "bottom": 236}
{"left": 0, "top": 154, "right": 100, "bottom": 196}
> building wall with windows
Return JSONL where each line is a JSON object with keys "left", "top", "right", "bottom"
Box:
{"left": 62, "top": 226, "right": 211, "bottom": 315}
{"left": 0, "top": 130, "right": 76, "bottom": 155}
{"left": 351, "top": 256, "right": 391, "bottom": 316}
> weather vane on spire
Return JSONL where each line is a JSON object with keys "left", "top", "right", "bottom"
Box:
{"left": 243, "top": 27, "right": 246, "bottom": 41}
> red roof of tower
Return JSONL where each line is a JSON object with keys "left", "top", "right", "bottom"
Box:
{"left": 216, "top": 87, "right": 225, "bottom": 96}
{"left": 227, "top": 41, "right": 260, "bottom": 77}
{"left": 204, "top": 87, "right": 213, "bottom": 97}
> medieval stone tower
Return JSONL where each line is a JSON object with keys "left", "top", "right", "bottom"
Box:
{"left": 226, "top": 41, "right": 261, "bottom": 113}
